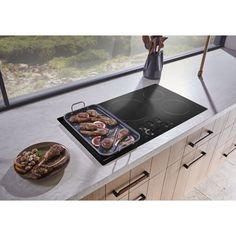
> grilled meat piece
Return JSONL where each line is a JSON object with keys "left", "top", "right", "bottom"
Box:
{"left": 90, "top": 116, "right": 117, "bottom": 126}
{"left": 42, "top": 144, "right": 65, "bottom": 164}
{"left": 80, "top": 122, "right": 98, "bottom": 131}
{"left": 69, "top": 114, "right": 90, "bottom": 123}
{"left": 116, "top": 128, "right": 129, "bottom": 141}
{"left": 101, "top": 137, "right": 114, "bottom": 150}
{"left": 87, "top": 109, "right": 99, "bottom": 117}
{"left": 32, "top": 155, "right": 69, "bottom": 178}
{"left": 78, "top": 112, "right": 89, "bottom": 118}
{"left": 80, "top": 128, "right": 109, "bottom": 136}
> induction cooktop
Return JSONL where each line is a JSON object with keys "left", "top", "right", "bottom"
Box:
{"left": 100, "top": 84, "right": 207, "bottom": 146}
{"left": 58, "top": 84, "right": 207, "bottom": 165}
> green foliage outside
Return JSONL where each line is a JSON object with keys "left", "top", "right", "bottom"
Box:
{"left": 0, "top": 36, "right": 213, "bottom": 98}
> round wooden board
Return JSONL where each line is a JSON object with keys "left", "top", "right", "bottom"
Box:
{"left": 14, "top": 141, "right": 70, "bottom": 180}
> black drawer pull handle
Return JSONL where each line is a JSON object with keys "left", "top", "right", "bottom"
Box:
{"left": 112, "top": 171, "right": 149, "bottom": 197}
{"left": 189, "top": 130, "right": 213, "bottom": 147}
{"left": 223, "top": 144, "right": 236, "bottom": 157}
{"left": 183, "top": 151, "right": 206, "bottom": 169}
{"left": 134, "top": 194, "right": 146, "bottom": 201}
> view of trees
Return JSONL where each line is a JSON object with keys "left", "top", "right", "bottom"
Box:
{"left": 0, "top": 36, "right": 214, "bottom": 98}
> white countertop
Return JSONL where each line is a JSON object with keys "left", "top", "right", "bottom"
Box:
{"left": 1, "top": 49, "right": 236, "bottom": 200}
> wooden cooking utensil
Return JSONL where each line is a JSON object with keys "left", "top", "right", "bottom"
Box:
{"left": 198, "top": 36, "right": 211, "bottom": 78}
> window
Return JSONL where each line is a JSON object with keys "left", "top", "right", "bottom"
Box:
{"left": 0, "top": 91, "right": 3, "bottom": 107}
{"left": 0, "top": 36, "right": 222, "bottom": 110}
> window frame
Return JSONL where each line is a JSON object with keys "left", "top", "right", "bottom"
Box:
{"left": 0, "top": 36, "right": 226, "bottom": 112}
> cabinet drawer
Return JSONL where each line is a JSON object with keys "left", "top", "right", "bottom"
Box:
{"left": 147, "top": 170, "right": 166, "bottom": 200}
{"left": 150, "top": 148, "right": 170, "bottom": 178}
{"left": 184, "top": 121, "right": 215, "bottom": 156}
{"left": 130, "top": 159, "right": 151, "bottom": 191}
{"left": 106, "top": 172, "right": 130, "bottom": 200}
{"left": 161, "top": 160, "right": 181, "bottom": 200}
{"left": 129, "top": 181, "right": 148, "bottom": 201}
{"left": 173, "top": 142, "right": 208, "bottom": 199}
{"left": 168, "top": 137, "right": 187, "bottom": 166}
{"left": 184, "top": 142, "right": 208, "bottom": 194}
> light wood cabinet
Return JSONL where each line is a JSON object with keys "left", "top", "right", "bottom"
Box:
{"left": 147, "top": 171, "right": 166, "bottom": 200}
{"left": 150, "top": 148, "right": 170, "bottom": 178}
{"left": 81, "top": 186, "right": 106, "bottom": 200}
{"left": 213, "top": 113, "right": 229, "bottom": 135}
{"left": 197, "top": 134, "right": 219, "bottom": 182}
{"left": 224, "top": 107, "right": 236, "bottom": 129}
{"left": 168, "top": 137, "right": 187, "bottom": 166}
{"left": 129, "top": 181, "right": 148, "bottom": 200}
{"left": 130, "top": 159, "right": 151, "bottom": 191}
{"left": 119, "top": 194, "right": 129, "bottom": 200}
{"left": 106, "top": 172, "right": 130, "bottom": 200}
{"left": 161, "top": 160, "right": 181, "bottom": 200}
{"left": 183, "top": 128, "right": 202, "bottom": 155}
{"left": 208, "top": 145, "right": 227, "bottom": 175}
{"left": 216, "top": 125, "right": 232, "bottom": 149}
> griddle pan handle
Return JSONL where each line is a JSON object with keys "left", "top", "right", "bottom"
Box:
{"left": 71, "top": 101, "right": 86, "bottom": 112}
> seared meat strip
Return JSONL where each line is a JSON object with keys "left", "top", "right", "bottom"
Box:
{"left": 78, "top": 112, "right": 89, "bottom": 118}
{"left": 69, "top": 114, "right": 90, "bottom": 123}
{"left": 90, "top": 116, "right": 117, "bottom": 126}
{"left": 41, "top": 144, "right": 65, "bottom": 164}
{"left": 87, "top": 109, "right": 99, "bottom": 117}
{"left": 80, "top": 128, "right": 109, "bottom": 136}
{"left": 80, "top": 122, "right": 98, "bottom": 131}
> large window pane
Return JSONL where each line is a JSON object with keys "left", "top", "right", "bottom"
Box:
{"left": 0, "top": 36, "right": 217, "bottom": 99}
{"left": 0, "top": 91, "right": 4, "bottom": 107}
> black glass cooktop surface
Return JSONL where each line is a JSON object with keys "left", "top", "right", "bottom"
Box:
{"left": 58, "top": 84, "right": 207, "bottom": 165}
{"left": 100, "top": 84, "right": 207, "bottom": 146}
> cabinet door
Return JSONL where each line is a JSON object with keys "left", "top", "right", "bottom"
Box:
{"left": 147, "top": 171, "right": 166, "bottom": 200}
{"left": 216, "top": 125, "right": 232, "bottom": 149}
{"left": 173, "top": 150, "right": 196, "bottom": 200}
{"left": 168, "top": 137, "right": 187, "bottom": 166}
{"left": 173, "top": 142, "right": 208, "bottom": 199}
{"left": 161, "top": 160, "right": 181, "bottom": 200}
{"left": 208, "top": 145, "right": 226, "bottom": 175}
{"left": 184, "top": 142, "right": 208, "bottom": 194}
{"left": 197, "top": 134, "right": 220, "bottom": 183}
{"left": 150, "top": 148, "right": 170, "bottom": 178}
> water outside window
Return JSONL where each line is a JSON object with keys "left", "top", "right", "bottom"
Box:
{"left": 0, "top": 36, "right": 216, "bottom": 99}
